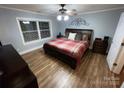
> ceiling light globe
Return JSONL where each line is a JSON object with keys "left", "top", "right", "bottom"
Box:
{"left": 64, "top": 15, "right": 69, "bottom": 21}
{"left": 57, "top": 15, "right": 62, "bottom": 21}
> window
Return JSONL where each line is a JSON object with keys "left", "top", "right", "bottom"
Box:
{"left": 19, "top": 21, "right": 39, "bottom": 42}
{"left": 39, "top": 21, "right": 51, "bottom": 39}
{"left": 17, "top": 18, "right": 51, "bottom": 44}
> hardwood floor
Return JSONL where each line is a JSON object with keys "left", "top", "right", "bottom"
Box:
{"left": 22, "top": 49, "right": 121, "bottom": 88}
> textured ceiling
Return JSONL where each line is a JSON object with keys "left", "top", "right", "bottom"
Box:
{"left": 0, "top": 4, "right": 124, "bottom": 16}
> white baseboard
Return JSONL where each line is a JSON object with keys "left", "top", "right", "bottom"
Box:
{"left": 19, "top": 45, "right": 43, "bottom": 55}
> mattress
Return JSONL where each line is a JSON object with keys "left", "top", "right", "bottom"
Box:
{"left": 45, "top": 38, "right": 89, "bottom": 64}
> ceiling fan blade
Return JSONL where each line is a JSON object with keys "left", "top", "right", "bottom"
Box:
{"left": 66, "top": 9, "right": 77, "bottom": 16}
{"left": 58, "top": 4, "right": 77, "bottom": 16}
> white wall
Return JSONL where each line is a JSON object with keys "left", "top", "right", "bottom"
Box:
{"left": 0, "top": 7, "right": 123, "bottom": 54}
{"left": 58, "top": 9, "right": 124, "bottom": 49}
{"left": 0, "top": 8, "right": 59, "bottom": 54}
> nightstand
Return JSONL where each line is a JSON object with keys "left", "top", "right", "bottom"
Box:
{"left": 93, "top": 38, "right": 108, "bottom": 54}
{"left": 56, "top": 34, "right": 64, "bottom": 38}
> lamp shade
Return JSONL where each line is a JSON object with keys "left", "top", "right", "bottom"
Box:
{"left": 64, "top": 15, "right": 69, "bottom": 21}
{"left": 57, "top": 15, "right": 62, "bottom": 21}
{"left": 57, "top": 15, "right": 69, "bottom": 21}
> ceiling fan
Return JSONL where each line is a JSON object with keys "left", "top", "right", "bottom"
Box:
{"left": 59, "top": 4, "right": 77, "bottom": 16}
{"left": 57, "top": 4, "right": 77, "bottom": 21}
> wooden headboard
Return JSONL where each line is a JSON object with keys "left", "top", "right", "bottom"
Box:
{"left": 65, "top": 28, "right": 93, "bottom": 41}
{"left": 0, "top": 41, "right": 2, "bottom": 46}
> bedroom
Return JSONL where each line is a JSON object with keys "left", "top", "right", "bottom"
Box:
{"left": 0, "top": 4, "right": 124, "bottom": 88}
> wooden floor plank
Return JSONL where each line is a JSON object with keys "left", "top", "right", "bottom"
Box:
{"left": 22, "top": 49, "right": 121, "bottom": 88}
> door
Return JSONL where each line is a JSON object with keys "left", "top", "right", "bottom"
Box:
{"left": 107, "top": 13, "right": 124, "bottom": 71}
{"left": 113, "top": 43, "right": 124, "bottom": 74}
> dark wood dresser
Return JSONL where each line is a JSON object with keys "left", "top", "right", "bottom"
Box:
{"left": 93, "top": 38, "right": 109, "bottom": 54}
{"left": 0, "top": 45, "right": 38, "bottom": 88}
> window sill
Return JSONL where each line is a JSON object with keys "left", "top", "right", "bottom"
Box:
{"left": 23, "top": 36, "right": 52, "bottom": 45}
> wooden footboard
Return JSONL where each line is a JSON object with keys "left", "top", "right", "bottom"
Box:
{"left": 43, "top": 43, "right": 77, "bottom": 69}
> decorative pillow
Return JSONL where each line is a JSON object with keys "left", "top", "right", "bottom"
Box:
{"left": 82, "top": 34, "right": 88, "bottom": 41}
{"left": 65, "top": 32, "right": 69, "bottom": 38}
{"left": 68, "top": 33, "right": 77, "bottom": 40}
{"left": 75, "top": 33, "right": 82, "bottom": 40}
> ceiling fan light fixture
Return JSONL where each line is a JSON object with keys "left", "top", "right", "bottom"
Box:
{"left": 57, "top": 4, "right": 71, "bottom": 21}
{"left": 64, "top": 15, "right": 69, "bottom": 21}
{"left": 57, "top": 15, "right": 62, "bottom": 21}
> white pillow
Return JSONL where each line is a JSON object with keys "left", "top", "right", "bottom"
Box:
{"left": 68, "top": 33, "right": 77, "bottom": 40}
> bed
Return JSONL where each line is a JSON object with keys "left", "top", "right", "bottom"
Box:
{"left": 43, "top": 28, "right": 93, "bottom": 69}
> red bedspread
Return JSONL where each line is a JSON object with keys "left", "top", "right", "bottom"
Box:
{"left": 47, "top": 38, "right": 89, "bottom": 64}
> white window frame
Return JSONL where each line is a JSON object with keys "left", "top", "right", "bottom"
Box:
{"left": 16, "top": 17, "right": 53, "bottom": 45}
